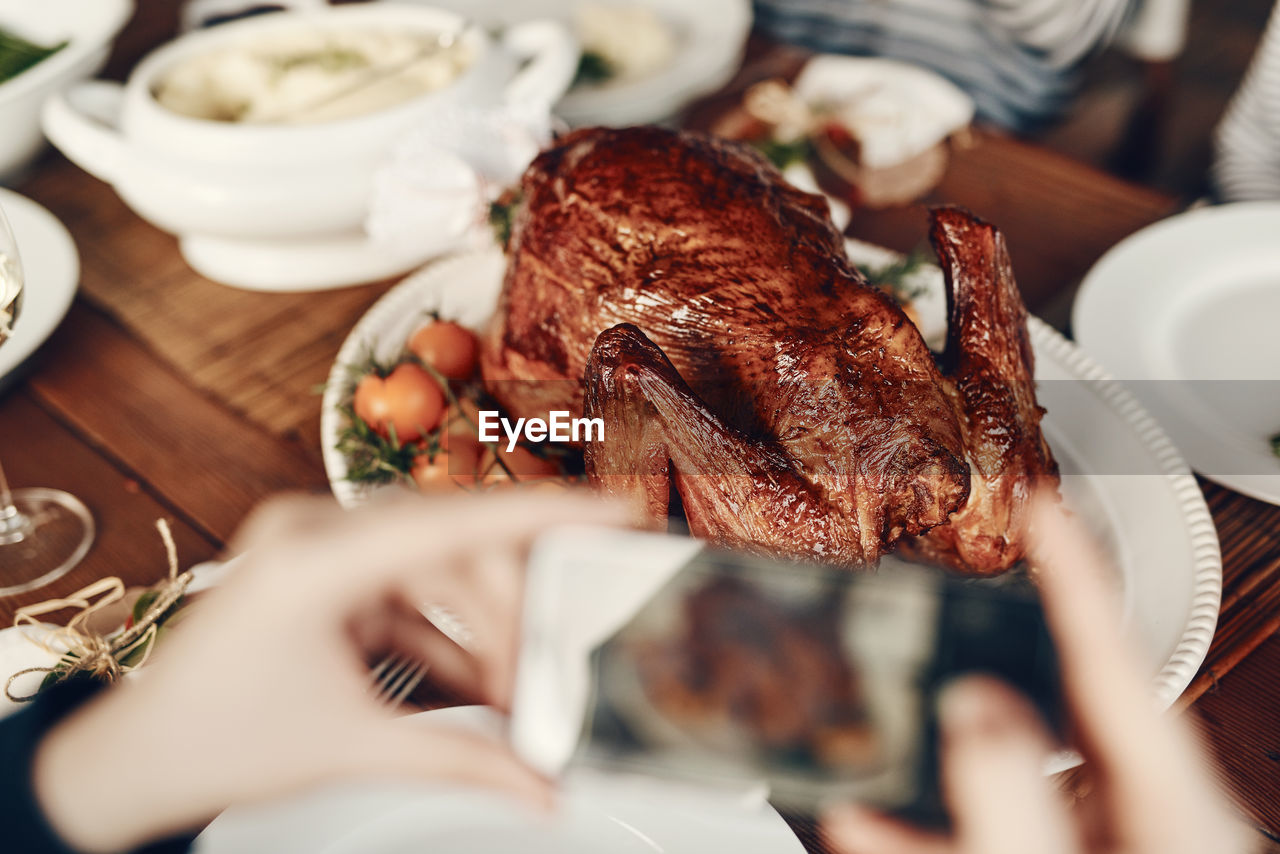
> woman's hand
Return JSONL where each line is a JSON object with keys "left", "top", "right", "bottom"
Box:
{"left": 33, "top": 490, "right": 626, "bottom": 854}
{"left": 823, "top": 496, "right": 1253, "bottom": 854}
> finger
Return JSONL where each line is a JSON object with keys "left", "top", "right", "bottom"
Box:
{"left": 452, "top": 545, "right": 525, "bottom": 709}
{"left": 1028, "top": 496, "right": 1193, "bottom": 791}
{"left": 340, "top": 723, "right": 555, "bottom": 812}
{"left": 227, "top": 493, "right": 344, "bottom": 556}
{"left": 1030, "top": 496, "right": 1251, "bottom": 853}
{"left": 402, "top": 545, "right": 523, "bottom": 651}
{"left": 381, "top": 601, "right": 489, "bottom": 703}
{"left": 939, "top": 676, "right": 1079, "bottom": 854}
{"left": 393, "top": 545, "right": 524, "bottom": 701}
{"left": 309, "top": 490, "right": 632, "bottom": 588}
{"left": 822, "top": 804, "right": 955, "bottom": 854}
{"left": 1029, "top": 494, "right": 1151, "bottom": 729}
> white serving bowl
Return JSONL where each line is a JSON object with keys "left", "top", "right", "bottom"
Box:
{"left": 0, "top": 0, "right": 133, "bottom": 182}
{"left": 42, "top": 3, "right": 576, "bottom": 291}
{"left": 416, "top": 0, "right": 752, "bottom": 126}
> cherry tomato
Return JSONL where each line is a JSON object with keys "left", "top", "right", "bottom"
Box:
{"left": 410, "top": 452, "right": 455, "bottom": 492}
{"left": 446, "top": 431, "right": 490, "bottom": 486}
{"left": 409, "top": 321, "right": 480, "bottom": 380}
{"left": 411, "top": 430, "right": 489, "bottom": 489}
{"left": 436, "top": 407, "right": 476, "bottom": 446}
{"left": 353, "top": 363, "right": 444, "bottom": 442}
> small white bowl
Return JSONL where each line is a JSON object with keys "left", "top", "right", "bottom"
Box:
{"left": 413, "top": 0, "right": 752, "bottom": 126}
{"left": 42, "top": 3, "right": 576, "bottom": 291}
{"left": 0, "top": 0, "right": 133, "bottom": 182}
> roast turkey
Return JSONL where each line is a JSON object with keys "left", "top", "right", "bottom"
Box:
{"left": 481, "top": 126, "right": 1057, "bottom": 572}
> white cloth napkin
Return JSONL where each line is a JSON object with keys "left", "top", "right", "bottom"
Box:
{"left": 0, "top": 623, "right": 67, "bottom": 718}
{"left": 794, "top": 56, "right": 974, "bottom": 170}
{"left": 365, "top": 104, "right": 553, "bottom": 259}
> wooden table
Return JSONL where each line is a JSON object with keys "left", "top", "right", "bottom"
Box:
{"left": 2, "top": 7, "right": 1280, "bottom": 852}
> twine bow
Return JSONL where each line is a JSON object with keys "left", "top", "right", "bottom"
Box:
{"left": 4, "top": 520, "right": 194, "bottom": 702}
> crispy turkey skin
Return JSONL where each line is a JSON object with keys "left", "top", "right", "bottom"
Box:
{"left": 482, "top": 126, "right": 1057, "bottom": 571}
{"left": 898, "top": 208, "right": 1060, "bottom": 573}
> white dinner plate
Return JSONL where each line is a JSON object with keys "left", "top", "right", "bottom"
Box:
{"left": 195, "top": 705, "right": 805, "bottom": 854}
{"left": 1073, "top": 202, "right": 1280, "bottom": 505}
{"left": 0, "top": 187, "right": 79, "bottom": 387}
{"left": 321, "top": 243, "right": 1221, "bottom": 713}
{"left": 411, "top": 0, "right": 752, "bottom": 126}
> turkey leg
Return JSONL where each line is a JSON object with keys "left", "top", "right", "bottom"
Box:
{"left": 899, "top": 208, "right": 1060, "bottom": 574}
{"left": 584, "top": 323, "right": 857, "bottom": 563}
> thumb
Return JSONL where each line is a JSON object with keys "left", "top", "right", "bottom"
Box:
{"left": 939, "top": 676, "right": 1079, "bottom": 854}
{"left": 339, "top": 721, "right": 556, "bottom": 812}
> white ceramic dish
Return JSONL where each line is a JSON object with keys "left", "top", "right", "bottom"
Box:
{"left": 0, "top": 188, "right": 79, "bottom": 387}
{"left": 319, "top": 246, "right": 505, "bottom": 509}
{"left": 42, "top": 3, "right": 576, "bottom": 291}
{"left": 414, "top": 0, "right": 751, "bottom": 126}
{"left": 320, "top": 242, "right": 1221, "bottom": 714}
{"left": 1074, "top": 202, "right": 1280, "bottom": 506}
{"left": 0, "top": 0, "right": 133, "bottom": 182}
{"left": 195, "top": 705, "right": 805, "bottom": 854}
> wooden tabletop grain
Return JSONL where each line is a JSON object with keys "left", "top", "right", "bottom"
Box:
{"left": 1, "top": 4, "right": 1279, "bottom": 851}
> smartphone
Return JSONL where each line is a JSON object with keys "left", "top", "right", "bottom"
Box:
{"left": 510, "top": 527, "right": 1063, "bottom": 825}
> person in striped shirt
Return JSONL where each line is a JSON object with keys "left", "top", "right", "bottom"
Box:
{"left": 752, "top": 0, "right": 1135, "bottom": 131}
{"left": 1214, "top": 1, "right": 1280, "bottom": 201}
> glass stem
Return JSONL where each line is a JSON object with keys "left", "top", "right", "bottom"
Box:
{"left": 0, "top": 456, "right": 14, "bottom": 510}
{"left": 0, "top": 456, "right": 28, "bottom": 543}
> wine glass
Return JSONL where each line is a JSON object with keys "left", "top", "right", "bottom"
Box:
{"left": 0, "top": 199, "right": 94, "bottom": 596}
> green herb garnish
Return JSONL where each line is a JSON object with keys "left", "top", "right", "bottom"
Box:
{"left": 862, "top": 247, "right": 933, "bottom": 305}
{"left": 573, "top": 50, "right": 614, "bottom": 87}
{"left": 336, "top": 401, "right": 426, "bottom": 485}
{"left": 488, "top": 191, "right": 522, "bottom": 250}
{"left": 1270, "top": 432, "right": 1280, "bottom": 460}
{"left": 754, "top": 136, "right": 814, "bottom": 172}
{"left": 0, "top": 28, "right": 68, "bottom": 85}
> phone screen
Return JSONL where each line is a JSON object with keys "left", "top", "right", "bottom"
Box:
{"left": 568, "top": 548, "right": 1062, "bottom": 823}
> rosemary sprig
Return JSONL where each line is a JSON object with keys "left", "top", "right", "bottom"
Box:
{"left": 335, "top": 402, "right": 422, "bottom": 485}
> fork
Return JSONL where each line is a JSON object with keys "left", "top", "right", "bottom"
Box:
{"left": 369, "top": 604, "right": 474, "bottom": 708}
{"left": 369, "top": 653, "right": 428, "bottom": 708}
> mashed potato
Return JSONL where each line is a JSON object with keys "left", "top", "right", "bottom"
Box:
{"left": 576, "top": 3, "right": 675, "bottom": 82}
{"left": 154, "top": 29, "right": 473, "bottom": 124}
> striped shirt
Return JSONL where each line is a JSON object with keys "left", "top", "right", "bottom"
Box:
{"left": 1213, "top": 1, "right": 1280, "bottom": 202}
{"left": 753, "top": 0, "right": 1133, "bottom": 131}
